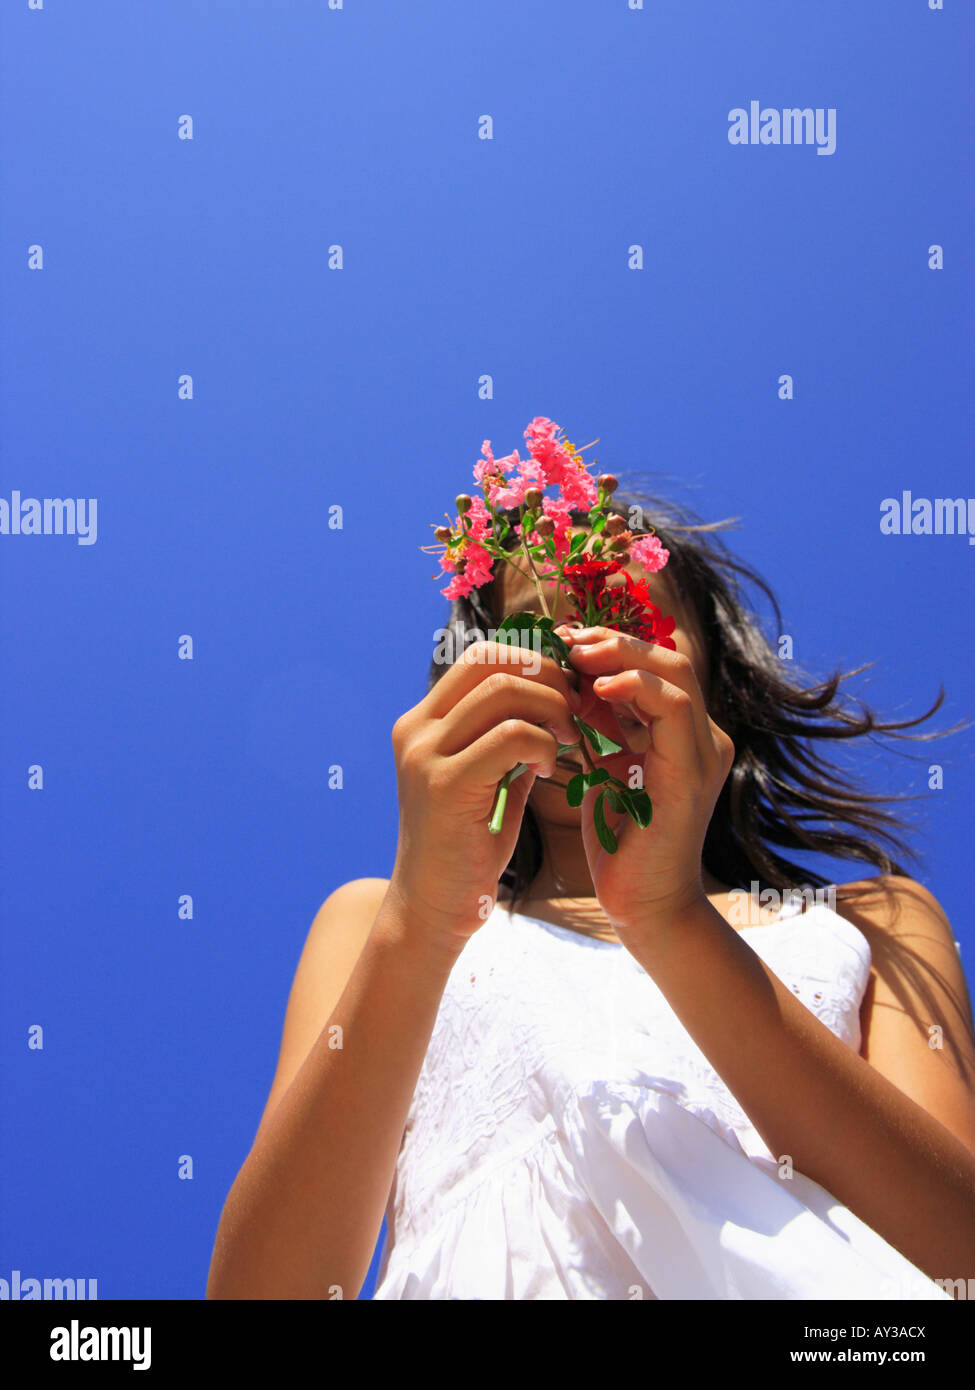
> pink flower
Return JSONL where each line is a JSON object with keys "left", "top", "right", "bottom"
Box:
{"left": 436, "top": 493, "right": 497, "bottom": 599}
{"left": 474, "top": 439, "right": 547, "bottom": 510}
{"left": 558, "top": 466, "right": 599, "bottom": 510}
{"left": 462, "top": 493, "right": 493, "bottom": 542}
{"left": 485, "top": 458, "right": 530, "bottom": 509}
{"left": 432, "top": 417, "right": 632, "bottom": 599}
{"left": 523, "top": 417, "right": 575, "bottom": 488}
{"left": 439, "top": 538, "right": 494, "bottom": 599}
{"left": 515, "top": 493, "right": 577, "bottom": 577}
{"left": 473, "top": 439, "right": 507, "bottom": 498}
{"left": 473, "top": 440, "right": 496, "bottom": 478}
{"left": 522, "top": 418, "right": 599, "bottom": 509}
{"left": 630, "top": 533, "right": 670, "bottom": 573}
{"left": 515, "top": 452, "right": 545, "bottom": 491}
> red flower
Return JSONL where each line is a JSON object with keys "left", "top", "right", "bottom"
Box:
{"left": 561, "top": 558, "right": 621, "bottom": 606}
{"left": 561, "top": 560, "right": 677, "bottom": 650}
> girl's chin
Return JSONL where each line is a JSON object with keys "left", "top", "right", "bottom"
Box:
{"left": 528, "top": 775, "right": 584, "bottom": 814}
{"left": 532, "top": 771, "right": 580, "bottom": 790}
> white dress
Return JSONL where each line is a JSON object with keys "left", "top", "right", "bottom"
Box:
{"left": 371, "top": 892, "right": 951, "bottom": 1300}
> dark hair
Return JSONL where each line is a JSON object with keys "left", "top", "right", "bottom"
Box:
{"left": 426, "top": 483, "right": 969, "bottom": 919}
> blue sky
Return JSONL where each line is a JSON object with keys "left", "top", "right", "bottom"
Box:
{"left": 1, "top": 1, "right": 972, "bottom": 1300}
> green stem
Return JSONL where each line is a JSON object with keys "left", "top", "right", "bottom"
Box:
{"left": 488, "top": 762, "right": 530, "bottom": 834}
{"left": 519, "top": 527, "right": 552, "bottom": 619}
{"left": 575, "top": 721, "right": 599, "bottom": 774}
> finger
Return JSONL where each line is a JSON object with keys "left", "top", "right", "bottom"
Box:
{"left": 564, "top": 671, "right": 643, "bottom": 753}
{"left": 433, "top": 670, "right": 579, "bottom": 758}
{"left": 591, "top": 667, "right": 703, "bottom": 772}
{"left": 448, "top": 718, "right": 564, "bottom": 787}
{"left": 566, "top": 630, "right": 712, "bottom": 748}
{"left": 420, "top": 638, "right": 581, "bottom": 724}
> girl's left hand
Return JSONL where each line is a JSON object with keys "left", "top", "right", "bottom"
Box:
{"left": 557, "top": 625, "right": 736, "bottom": 938}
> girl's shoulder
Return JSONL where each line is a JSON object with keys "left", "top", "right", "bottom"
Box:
{"left": 831, "top": 874, "right": 954, "bottom": 948}
{"left": 833, "top": 875, "right": 975, "bottom": 1127}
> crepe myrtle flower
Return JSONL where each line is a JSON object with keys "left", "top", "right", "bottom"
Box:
{"left": 420, "top": 418, "right": 673, "bottom": 852}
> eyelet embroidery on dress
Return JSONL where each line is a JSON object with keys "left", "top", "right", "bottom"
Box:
{"left": 373, "top": 898, "right": 945, "bottom": 1301}
{"left": 387, "top": 897, "right": 872, "bottom": 1235}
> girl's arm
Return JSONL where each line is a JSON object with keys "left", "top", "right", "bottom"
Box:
{"left": 561, "top": 624, "right": 975, "bottom": 1288}
{"left": 626, "top": 875, "right": 975, "bottom": 1291}
{"left": 207, "top": 639, "right": 582, "bottom": 1300}
{"left": 206, "top": 639, "right": 582, "bottom": 1299}
{"left": 205, "top": 884, "right": 465, "bottom": 1300}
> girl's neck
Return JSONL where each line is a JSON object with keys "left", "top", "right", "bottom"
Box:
{"left": 498, "top": 870, "right": 745, "bottom": 944}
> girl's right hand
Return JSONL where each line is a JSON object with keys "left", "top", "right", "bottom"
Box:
{"left": 386, "top": 640, "right": 581, "bottom": 951}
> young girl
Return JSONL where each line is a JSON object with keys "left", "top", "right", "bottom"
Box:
{"left": 206, "top": 491, "right": 975, "bottom": 1301}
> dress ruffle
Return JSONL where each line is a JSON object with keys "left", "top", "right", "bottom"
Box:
{"left": 561, "top": 1080, "right": 950, "bottom": 1300}
{"left": 372, "top": 901, "right": 952, "bottom": 1300}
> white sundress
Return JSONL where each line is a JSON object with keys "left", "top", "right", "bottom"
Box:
{"left": 371, "top": 892, "right": 951, "bottom": 1300}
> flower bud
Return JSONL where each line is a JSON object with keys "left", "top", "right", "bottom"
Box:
{"left": 524, "top": 487, "right": 544, "bottom": 509}
{"left": 455, "top": 494, "right": 472, "bottom": 514}
{"left": 604, "top": 513, "right": 627, "bottom": 536}
{"left": 434, "top": 526, "right": 452, "bottom": 543}
{"left": 597, "top": 474, "right": 619, "bottom": 495}
{"left": 533, "top": 516, "right": 555, "bottom": 538}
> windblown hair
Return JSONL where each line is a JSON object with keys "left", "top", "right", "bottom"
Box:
{"left": 426, "top": 483, "right": 967, "bottom": 919}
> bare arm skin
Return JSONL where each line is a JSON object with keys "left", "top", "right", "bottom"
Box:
{"left": 206, "top": 640, "right": 580, "bottom": 1299}
{"left": 205, "top": 876, "right": 463, "bottom": 1300}
{"left": 627, "top": 876, "right": 975, "bottom": 1291}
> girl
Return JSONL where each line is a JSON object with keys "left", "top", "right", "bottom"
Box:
{"left": 206, "top": 490, "right": 975, "bottom": 1301}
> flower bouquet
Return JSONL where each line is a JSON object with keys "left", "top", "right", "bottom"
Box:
{"left": 421, "top": 417, "right": 676, "bottom": 853}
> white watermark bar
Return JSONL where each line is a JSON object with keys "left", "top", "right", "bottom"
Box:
{"left": 880, "top": 493, "right": 975, "bottom": 544}
{"left": 0, "top": 492, "right": 98, "bottom": 544}
{"left": 0, "top": 1269, "right": 98, "bottom": 1299}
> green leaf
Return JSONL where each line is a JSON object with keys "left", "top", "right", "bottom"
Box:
{"left": 593, "top": 790, "right": 618, "bottom": 853}
{"left": 566, "top": 767, "right": 611, "bottom": 808}
{"left": 603, "top": 782, "right": 653, "bottom": 829}
{"left": 492, "top": 613, "right": 547, "bottom": 662}
{"left": 624, "top": 788, "right": 653, "bottom": 828}
{"left": 561, "top": 767, "right": 609, "bottom": 811}
{"left": 566, "top": 773, "right": 586, "bottom": 807}
{"left": 568, "top": 531, "right": 588, "bottom": 557}
{"left": 496, "top": 610, "right": 538, "bottom": 635}
{"left": 539, "top": 630, "right": 571, "bottom": 665}
{"left": 573, "top": 716, "right": 622, "bottom": 756}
